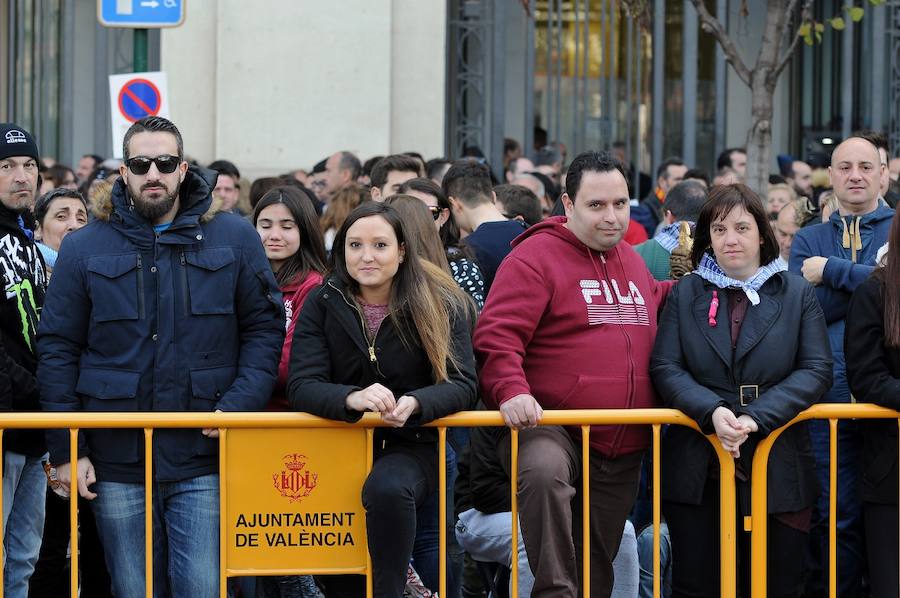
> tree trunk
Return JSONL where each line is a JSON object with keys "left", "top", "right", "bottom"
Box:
{"left": 745, "top": 75, "right": 776, "bottom": 200}
{"left": 743, "top": 0, "right": 792, "bottom": 203}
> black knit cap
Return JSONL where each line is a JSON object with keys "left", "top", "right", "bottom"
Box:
{"left": 0, "top": 123, "right": 40, "bottom": 163}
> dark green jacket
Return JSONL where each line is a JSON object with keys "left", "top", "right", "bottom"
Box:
{"left": 634, "top": 239, "right": 671, "bottom": 281}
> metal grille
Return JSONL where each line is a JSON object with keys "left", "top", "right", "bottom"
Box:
{"left": 888, "top": 1, "right": 900, "bottom": 155}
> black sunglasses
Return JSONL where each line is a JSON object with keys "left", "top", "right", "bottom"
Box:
{"left": 125, "top": 155, "right": 181, "bottom": 176}
{"left": 427, "top": 205, "right": 443, "bottom": 221}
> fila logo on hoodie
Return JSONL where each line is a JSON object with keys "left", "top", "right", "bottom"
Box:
{"left": 580, "top": 278, "right": 648, "bottom": 327}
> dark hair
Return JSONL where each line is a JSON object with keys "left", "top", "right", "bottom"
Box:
{"left": 534, "top": 145, "right": 562, "bottom": 167}
{"left": 384, "top": 194, "right": 450, "bottom": 272}
{"left": 208, "top": 159, "right": 241, "bottom": 181}
{"left": 123, "top": 116, "right": 183, "bottom": 161}
{"left": 691, "top": 184, "right": 780, "bottom": 269}
{"left": 370, "top": 155, "right": 422, "bottom": 191}
{"left": 398, "top": 177, "right": 469, "bottom": 259}
{"left": 683, "top": 168, "right": 710, "bottom": 186}
{"left": 252, "top": 186, "right": 326, "bottom": 287}
{"left": 33, "top": 188, "right": 88, "bottom": 226}
{"left": 330, "top": 202, "right": 472, "bottom": 382}
{"left": 716, "top": 148, "right": 746, "bottom": 171}
{"left": 43, "top": 164, "right": 75, "bottom": 187}
{"left": 656, "top": 157, "right": 686, "bottom": 181}
{"left": 442, "top": 160, "right": 493, "bottom": 207}
{"left": 504, "top": 138, "right": 521, "bottom": 155}
{"left": 425, "top": 158, "right": 450, "bottom": 181}
{"left": 663, "top": 180, "right": 707, "bottom": 223}
{"left": 874, "top": 209, "right": 900, "bottom": 346}
{"left": 533, "top": 126, "right": 548, "bottom": 149}
{"left": 493, "top": 184, "right": 543, "bottom": 227}
{"left": 82, "top": 154, "right": 103, "bottom": 167}
{"left": 768, "top": 174, "right": 788, "bottom": 185}
{"left": 338, "top": 151, "right": 363, "bottom": 180}
{"left": 852, "top": 130, "right": 890, "bottom": 158}
{"left": 362, "top": 156, "right": 383, "bottom": 178}
{"left": 565, "top": 151, "right": 627, "bottom": 200}
{"left": 249, "top": 177, "right": 283, "bottom": 209}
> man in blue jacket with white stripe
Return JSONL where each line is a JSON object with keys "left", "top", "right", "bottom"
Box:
{"left": 37, "top": 116, "right": 284, "bottom": 597}
{"left": 790, "top": 136, "right": 893, "bottom": 597}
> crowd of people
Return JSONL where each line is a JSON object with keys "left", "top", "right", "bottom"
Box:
{"left": 0, "top": 115, "right": 898, "bottom": 598}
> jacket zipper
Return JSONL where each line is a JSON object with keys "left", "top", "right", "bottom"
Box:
{"left": 180, "top": 252, "right": 189, "bottom": 316}
{"left": 136, "top": 254, "right": 146, "bottom": 319}
{"left": 328, "top": 282, "right": 386, "bottom": 377}
{"left": 599, "top": 250, "right": 632, "bottom": 457}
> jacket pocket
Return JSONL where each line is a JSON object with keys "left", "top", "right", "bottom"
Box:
{"left": 76, "top": 367, "right": 140, "bottom": 410}
{"left": 189, "top": 365, "right": 237, "bottom": 411}
{"left": 189, "top": 366, "right": 235, "bottom": 457}
{"left": 86, "top": 255, "right": 140, "bottom": 322}
{"left": 76, "top": 368, "right": 142, "bottom": 465}
{"left": 184, "top": 248, "right": 236, "bottom": 315}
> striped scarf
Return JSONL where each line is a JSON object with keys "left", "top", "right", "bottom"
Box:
{"left": 693, "top": 253, "right": 785, "bottom": 305}
{"left": 654, "top": 221, "right": 694, "bottom": 253}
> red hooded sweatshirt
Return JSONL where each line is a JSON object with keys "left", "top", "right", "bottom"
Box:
{"left": 268, "top": 271, "right": 323, "bottom": 411}
{"left": 473, "top": 216, "right": 673, "bottom": 456}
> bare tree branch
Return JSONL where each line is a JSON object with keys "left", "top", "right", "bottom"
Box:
{"left": 773, "top": 0, "right": 811, "bottom": 79}
{"left": 688, "top": 0, "right": 752, "bottom": 86}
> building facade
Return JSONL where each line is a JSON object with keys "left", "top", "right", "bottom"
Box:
{"left": 2, "top": 0, "right": 898, "bottom": 182}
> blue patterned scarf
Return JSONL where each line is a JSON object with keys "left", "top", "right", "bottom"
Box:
{"left": 693, "top": 253, "right": 785, "bottom": 305}
{"left": 653, "top": 222, "right": 681, "bottom": 252}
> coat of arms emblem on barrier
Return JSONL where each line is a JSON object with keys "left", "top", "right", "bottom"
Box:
{"left": 273, "top": 453, "right": 319, "bottom": 503}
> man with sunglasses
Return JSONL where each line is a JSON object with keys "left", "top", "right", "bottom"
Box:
{"left": 37, "top": 116, "right": 284, "bottom": 596}
{"left": 0, "top": 123, "right": 49, "bottom": 598}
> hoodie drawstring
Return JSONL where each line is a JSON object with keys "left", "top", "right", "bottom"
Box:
{"left": 842, "top": 216, "right": 863, "bottom": 263}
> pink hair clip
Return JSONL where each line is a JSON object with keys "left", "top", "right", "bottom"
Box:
{"left": 708, "top": 290, "right": 719, "bottom": 327}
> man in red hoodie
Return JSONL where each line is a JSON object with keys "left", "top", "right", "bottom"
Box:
{"left": 473, "top": 151, "right": 673, "bottom": 597}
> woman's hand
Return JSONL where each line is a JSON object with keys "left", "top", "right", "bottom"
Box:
{"left": 382, "top": 395, "right": 421, "bottom": 427}
{"left": 711, "top": 406, "right": 752, "bottom": 458}
{"left": 345, "top": 383, "right": 396, "bottom": 414}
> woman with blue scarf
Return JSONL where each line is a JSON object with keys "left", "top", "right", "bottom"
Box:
{"left": 650, "top": 184, "right": 832, "bottom": 597}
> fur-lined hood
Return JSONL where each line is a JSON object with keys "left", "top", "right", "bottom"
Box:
{"left": 92, "top": 165, "right": 223, "bottom": 223}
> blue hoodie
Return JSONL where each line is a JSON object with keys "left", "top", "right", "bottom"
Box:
{"left": 790, "top": 205, "right": 894, "bottom": 402}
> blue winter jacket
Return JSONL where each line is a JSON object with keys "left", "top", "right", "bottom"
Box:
{"left": 789, "top": 205, "right": 894, "bottom": 403}
{"left": 37, "top": 167, "right": 284, "bottom": 482}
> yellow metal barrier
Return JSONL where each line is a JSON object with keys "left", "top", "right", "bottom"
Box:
{"left": 0, "top": 409, "right": 742, "bottom": 598}
{"left": 749, "top": 403, "right": 900, "bottom": 598}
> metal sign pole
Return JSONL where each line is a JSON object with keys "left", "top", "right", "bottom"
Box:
{"left": 134, "top": 28, "right": 148, "bottom": 72}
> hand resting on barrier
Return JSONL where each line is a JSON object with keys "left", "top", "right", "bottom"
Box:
{"left": 499, "top": 393, "right": 544, "bottom": 430}
{"left": 711, "top": 406, "right": 758, "bottom": 458}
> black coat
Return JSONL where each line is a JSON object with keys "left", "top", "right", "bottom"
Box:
{"left": 845, "top": 274, "right": 900, "bottom": 504}
{"left": 650, "top": 272, "right": 832, "bottom": 512}
{"left": 286, "top": 277, "right": 477, "bottom": 445}
{"left": 0, "top": 204, "right": 47, "bottom": 456}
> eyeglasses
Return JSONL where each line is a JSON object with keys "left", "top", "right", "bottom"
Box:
{"left": 125, "top": 155, "right": 181, "bottom": 176}
{"left": 427, "top": 205, "right": 443, "bottom": 221}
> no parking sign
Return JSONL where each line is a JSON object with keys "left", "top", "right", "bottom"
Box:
{"left": 109, "top": 71, "right": 170, "bottom": 159}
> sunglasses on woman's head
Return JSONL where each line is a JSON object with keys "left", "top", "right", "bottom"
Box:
{"left": 125, "top": 155, "right": 181, "bottom": 176}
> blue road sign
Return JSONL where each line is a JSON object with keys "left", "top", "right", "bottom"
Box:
{"left": 98, "top": 0, "right": 185, "bottom": 28}
{"left": 118, "top": 78, "right": 162, "bottom": 122}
